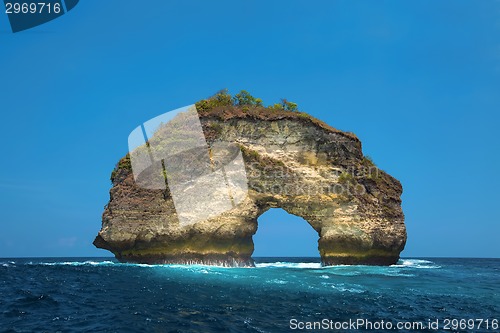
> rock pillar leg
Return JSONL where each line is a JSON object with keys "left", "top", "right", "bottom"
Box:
{"left": 318, "top": 224, "right": 406, "bottom": 266}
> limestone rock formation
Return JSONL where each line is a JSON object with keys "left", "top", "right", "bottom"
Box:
{"left": 94, "top": 97, "right": 406, "bottom": 266}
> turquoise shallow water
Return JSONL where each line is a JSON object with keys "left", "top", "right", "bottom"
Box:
{"left": 0, "top": 257, "right": 498, "bottom": 332}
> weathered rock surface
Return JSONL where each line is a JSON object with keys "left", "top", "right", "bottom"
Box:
{"left": 94, "top": 105, "right": 406, "bottom": 266}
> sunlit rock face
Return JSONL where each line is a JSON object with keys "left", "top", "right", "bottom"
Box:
{"left": 94, "top": 105, "right": 406, "bottom": 266}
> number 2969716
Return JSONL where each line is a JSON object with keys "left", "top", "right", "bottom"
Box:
{"left": 5, "top": 2, "right": 62, "bottom": 14}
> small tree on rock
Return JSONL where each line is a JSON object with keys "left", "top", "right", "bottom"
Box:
{"left": 281, "top": 98, "right": 298, "bottom": 112}
{"left": 233, "top": 90, "right": 258, "bottom": 106}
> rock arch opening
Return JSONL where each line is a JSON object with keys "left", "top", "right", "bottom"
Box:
{"left": 252, "top": 208, "right": 320, "bottom": 259}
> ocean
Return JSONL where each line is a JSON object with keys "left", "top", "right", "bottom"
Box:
{"left": 0, "top": 257, "right": 498, "bottom": 332}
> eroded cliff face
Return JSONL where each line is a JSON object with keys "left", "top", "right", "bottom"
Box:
{"left": 94, "top": 106, "right": 406, "bottom": 266}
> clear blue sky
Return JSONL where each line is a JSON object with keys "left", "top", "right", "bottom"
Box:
{"left": 0, "top": 1, "right": 499, "bottom": 258}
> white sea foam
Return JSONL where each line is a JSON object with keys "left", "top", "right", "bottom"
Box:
{"left": 333, "top": 286, "right": 364, "bottom": 293}
{"left": 164, "top": 264, "right": 227, "bottom": 270}
{"left": 255, "top": 262, "right": 322, "bottom": 269}
{"left": 391, "top": 259, "right": 441, "bottom": 269}
{"left": 255, "top": 260, "right": 438, "bottom": 271}
{"left": 1, "top": 261, "right": 15, "bottom": 267}
{"left": 21, "top": 258, "right": 438, "bottom": 273}
{"left": 38, "top": 261, "right": 116, "bottom": 266}
{"left": 323, "top": 268, "right": 415, "bottom": 277}
{"left": 132, "top": 263, "right": 155, "bottom": 268}
{"left": 322, "top": 282, "right": 365, "bottom": 293}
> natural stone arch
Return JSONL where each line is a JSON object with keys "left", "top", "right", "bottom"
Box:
{"left": 94, "top": 109, "right": 406, "bottom": 266}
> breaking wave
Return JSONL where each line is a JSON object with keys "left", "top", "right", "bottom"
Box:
{"left": 255, "top": 262, "right": 322, "bottom": 269}
{"left": 391, "top": 259, "right": 441, "bottom": 269}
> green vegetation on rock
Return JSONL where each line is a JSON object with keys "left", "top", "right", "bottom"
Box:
{"left": 196, "top": 89, "right": 299, "bottom": 113}
{"left": 110, "top": 154, "right": 132, "bottom": 182}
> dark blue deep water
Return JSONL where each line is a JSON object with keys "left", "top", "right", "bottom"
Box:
{"left": 0, "top": 258, "right": 498, "bottom": 332}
